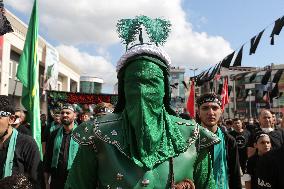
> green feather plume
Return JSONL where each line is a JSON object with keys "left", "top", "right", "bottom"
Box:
{"left": 116, "top": 19, "right": 140, "bottom": 50}
{"left": 117, "top": 15, "right": 171, "bottom": 49}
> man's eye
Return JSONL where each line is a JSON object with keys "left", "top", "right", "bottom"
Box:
{"left": 212, "top": 107, "right": 219, "bottom": 111}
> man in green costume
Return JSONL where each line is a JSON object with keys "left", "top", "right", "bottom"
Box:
{"left": 65, "top": 16, "right": 220, "bottom": 189}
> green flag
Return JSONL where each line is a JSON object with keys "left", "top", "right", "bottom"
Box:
{"left": 16, "top": 0, "right": 42, "bottom": 157}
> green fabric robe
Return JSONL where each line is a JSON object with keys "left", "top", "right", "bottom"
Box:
{"left": 65, "top": 113, "right": 220, "bottom": 189}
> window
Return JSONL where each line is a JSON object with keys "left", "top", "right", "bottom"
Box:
{"left": 57, "top": 81, "right": 62, "bottom": 91}
{"left": 40, "top": 74, "right": 44, "bottom": 88}
{"left": 9, "top": 61, "right": 13, "bottom": 78}
{"left": 15, "top": 63, "right": 19, "bottom": 81}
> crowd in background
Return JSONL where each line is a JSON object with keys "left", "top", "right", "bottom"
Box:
{"left": 2, "top": 93, "right": 284, "bottom": 188}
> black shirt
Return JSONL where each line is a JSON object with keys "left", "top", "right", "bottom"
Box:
{"left": 16, "top": 124, "right": 32, "bottom": 136}
{"left": 44, "top": 127, "right": 72, "bottom": 189}
{"left": 0, "top": 130, "right": 41, "bottom": 186}
{"left": 256, "top": 145, "right": 284, "bottom": 189}
{"left": 245, "top": 154, "right": 260, "bottom": 189}
{"left": 230, "top": 130, "right": 250, "bottom": 150}
{"left": 230, "top": 129, "right": 250, "bottom": 171}
{"left": 42, "top": 122, "right": 60, "bottom": 143}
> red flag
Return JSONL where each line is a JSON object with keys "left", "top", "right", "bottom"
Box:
{"left": 187, "top": 80, "right": 195, "bottom": 118}
{"left": 221, "top": 77, "right": 229, "bottom": 110}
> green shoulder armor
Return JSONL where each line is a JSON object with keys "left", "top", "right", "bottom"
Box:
{"left": 72, "top": 113, "right": 122, "bottom": 147}
{"left": 171, "top": 116, "right": 220, "bottom": 150}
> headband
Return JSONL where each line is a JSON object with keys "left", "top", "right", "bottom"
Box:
{"left": 61, "top": 104, "right": 75, "bottom": 112}
{"left": 0, "top": 110, "right": 12, "bottom": 117}
{"left": 255, "top": 133, "right": 270, "bottom": 143}
{"left": 197, "top": 96, "right": 222, "bottom": 107}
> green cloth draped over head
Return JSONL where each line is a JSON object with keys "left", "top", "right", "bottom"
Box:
{"left": 121, "top": 57, "right": 187, "bottom": 169}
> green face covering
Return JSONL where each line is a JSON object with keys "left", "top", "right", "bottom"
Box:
{"left": 122, "top": 58, "right": 187, "bottom": 169}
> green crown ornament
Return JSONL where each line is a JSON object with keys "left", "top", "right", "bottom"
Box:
{"left": 117, "top": 15, "right": 171, "bottom": 50}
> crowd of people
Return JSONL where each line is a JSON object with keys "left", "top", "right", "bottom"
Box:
{"left": 0, "top": 98, "right": 114, "bottom": 189}
{"left": 2, "top": 16, "right": 284, "bottom": 189}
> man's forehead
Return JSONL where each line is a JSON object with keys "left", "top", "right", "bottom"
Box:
{"left": 260, "top": 110, "right": 272, "bottom": 117}
{"left": 61, "top": 109, "right": 74, "bottom": 113}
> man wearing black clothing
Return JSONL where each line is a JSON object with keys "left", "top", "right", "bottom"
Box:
{"left": 44, "top": 104, "right": 78, "bottom": 189}
{"left": 197, "top": 93, "right": 242, "bottom": 189}
{"left": 230, "top": 118, "right": 250, "bottom": 173}
{"left": 248, "top": 109, "right": 284, "bottom": 157}
{"left": 256, "top": 144, "right": 284, "bottom": 188}
{"left": 243, "top": 132, "right": 271, "bottom": 189}
{"left": 0, "top": 95, "right": 41, "bottom": 188}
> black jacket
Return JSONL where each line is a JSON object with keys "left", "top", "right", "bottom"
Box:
{"left": 256, "top": 145, "right": 284, "bottom": 189}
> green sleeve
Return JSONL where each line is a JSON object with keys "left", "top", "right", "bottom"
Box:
{"left": 193, "top": 149, "right": 216, "bottom": 189}
{"left": 65, "top": 145, "right": 98, "bottom": 189}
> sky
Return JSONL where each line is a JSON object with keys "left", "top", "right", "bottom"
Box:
{"left": 5, "top": 0, "right": 284, "bottom": 93}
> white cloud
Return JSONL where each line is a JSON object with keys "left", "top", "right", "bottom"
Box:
{"left": 56, "top": 45, "right": 117, "bottom": 92}
{"left": 7, "top": 0, "right": 233, "bottom": 89}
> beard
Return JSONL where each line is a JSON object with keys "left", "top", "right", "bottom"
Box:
{"left": 61, "top": 119, "right": 72, "bottom": 126}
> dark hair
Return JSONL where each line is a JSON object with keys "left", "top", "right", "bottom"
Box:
{"left": 225, "top": 119, "right": 233, "bottom": 125}
{"left": 270, "top": 110, "right": 275, "bottom": 115}
{"left": 0, "top": 95, "right": 15, "bottom": 114}
{"left": 0, "top": 173, "right": 33, "bottom": 189}
{"left": 232, "top": 118, "right": 241, "bottom": 122}
{"left": 254, "top": 131, "right": 270, "bottom": 144}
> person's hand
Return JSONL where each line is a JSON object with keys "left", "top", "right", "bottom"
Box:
{"left": 174, "top": 179, "right": 195, "bottom": 189}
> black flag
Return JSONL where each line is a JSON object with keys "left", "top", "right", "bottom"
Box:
{"left": 250, "top": 30, "right": 264, "bottom": 55}
{"left": 182, "top": 81, "right": 188, "bottom": 90}
{"left": 272, "top": 69, "right": 283, "bottom": 83}
{"left": 270, "top": 16, "right": 284, "bottom": 45}
{"left": 233, "top": 46, "right": 244, "bottom": 67}
{"left": 217, "top": 83, "right": 223, "bottom": 95}
{"left": 270, "top": 84, "right": 279, "bottom": 99}
{"left": 261, "top": 70, "right": 272, "bottom": 85}
{"left": 249, "top": 72, "right": 258, "bottom": 82}
{"left": 221, "top": 51, "right": 235, "bottom": 68}
{"left": 196, "top": 70, "right": 209, "bottom": 86}
{"left": 208, "top": 63, "right": 221, "bottom": 80}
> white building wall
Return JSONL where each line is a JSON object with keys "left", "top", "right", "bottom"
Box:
{"left": 1, "top": 38, "right": 11, "bottom": 95}
{"left": 58, "top": 61, "right": 80, "bottom": 92}
{"left": 1, "top": 9, "right": 81, "bottom": 96}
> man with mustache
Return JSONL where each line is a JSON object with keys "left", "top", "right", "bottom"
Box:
{"left": 197, "top": 93, "right": 242, "bottom": 189}
{"left": 0, "top": 95, "right": 41, "bottom": 188}
{"left": 44, "top": 104, "right": 79, "bottom": 189}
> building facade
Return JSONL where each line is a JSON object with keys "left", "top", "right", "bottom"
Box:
{"left": 170, "top": 67, "right": 186, "bottom": 114}
{"left": 80, "top": 76, "right": 103, "bottom": 94}
{"left": 0, "top": 10, "right": 81, "bottom": 113}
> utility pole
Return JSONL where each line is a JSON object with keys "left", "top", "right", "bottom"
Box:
{"left": 189, "top": 67, "right": 198, "bottom": 116}
{"left": 248, "top": 89, "right": 252, "bottom": 118}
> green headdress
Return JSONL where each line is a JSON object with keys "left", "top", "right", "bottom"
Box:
{"left": 114, "top": 16, "right": 187, "bottom": 169}
{"left": 114, "top": 16, "right": 174, "bottom": 115}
